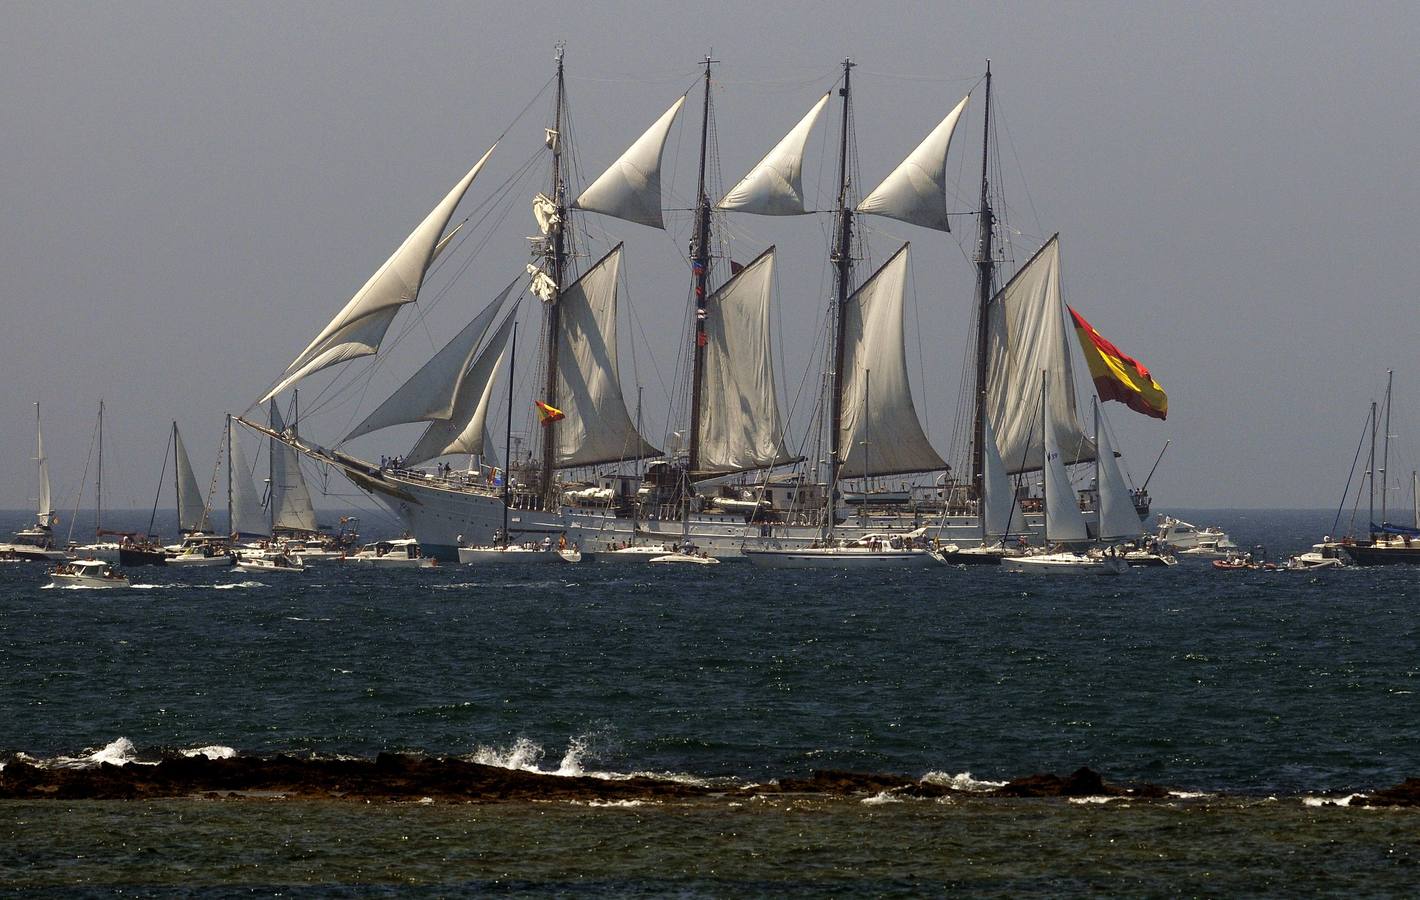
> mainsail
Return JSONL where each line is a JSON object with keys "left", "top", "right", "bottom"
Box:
{"left": 227, "top": 424, "right": 268, "bottom": 537}
{"left": 696, "top": 247, "right": 794, "bottom": 475}
{"left": 985, "top": 235, "right": 1094, "bottom": 474}
{"left": 33, "top": 402, "right": 51, "bottom": 525}
{"left": 573, "top": 96, "right": 686, "bottom": 229}
{"left": 858, "top": 94, "right": 970, "bottom": 232}
{"left": 1094, "top": 405, "right": 1141, "bottom": 541}
{"left": 552, "top": 244, "right": 662, "bottom": 468}
{"left": 405, "top": 311, "right": 517, "bottom": 467}
{"left": 342, "top": 279, "right": 519, "bottom": 443}
{"left": 269, "top": 402, "right": 318, "bottom": 533}
{"left": 717, "top": 93, "right": 830, "bottom": 216}
{"left": 174, "top": 424, "right": 211, "bottom": 534}
{"left": 261, "top": 144, "right": 497, "bottom": 402}
{"left": 981, "top": 413, "right": 1025, "bottom": 538}
{"left": 1042, "top": 381, "right": 1089, "bottom": 543}
{"left": 839, "top": 244, "right": 947, "bottom": 479}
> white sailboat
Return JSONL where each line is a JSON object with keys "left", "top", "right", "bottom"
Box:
{"left": 1, "top": 403, "right": 68, "bottom": 561}
{"left": 68, "top": 401, "right": 127, "bottom": 562}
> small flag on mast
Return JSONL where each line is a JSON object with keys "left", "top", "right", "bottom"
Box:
{"left": 535, "top": 400, "right": 566, "bottom": 424}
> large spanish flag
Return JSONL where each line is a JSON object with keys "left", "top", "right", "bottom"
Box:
{"left": 1068, "top": 307, "right": 1168, "bottom": 420}
{"left": 534, "top": 400, "right": 566, "bottom": 424}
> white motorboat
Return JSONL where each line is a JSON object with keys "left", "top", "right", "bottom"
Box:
{"left": 743, "top": 534, "right": 937, "bottom": 569}
{"left": 343, "top": 539, "right": 436, "bottom": 568}
{"left": 648, "top": 551, "right": 720, "bottom": 565}
{"left": 458, "top": 543, "right": 581, "bottom": 565}
{"left": 1156, "top": 515, "right": 1237, "bottom": 556}
{"left": 1283, "top": 542, "right": 1347, "bottom": 571}
{"left": 167, "top": 543, "right": 236, "bottom": 567}
{"left": 235, "top": 553, "right": 307, "bottom": 574}
{"left": 1001, "top": 550, "right": 1127, "bottom": 575}
{"left": 49, "top": 559, "right": 130, "bottom": 589}
{"left": 594, "top": 544, "right": 680, "bottom": 562}
{"left": 1123, "top": 548, "right": 1178, "bottom": 567}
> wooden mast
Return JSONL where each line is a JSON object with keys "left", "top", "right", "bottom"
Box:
{"left": 827, "top": 58, "right": 855, "bottom": 534}
{"left": 971, "top": 61, "right": 995, "bottom": 537}
{"left": 687, "top": 55, "right": 716, "bottom": 476}
{"left": 539, "top": 43, "right": 569, "bottom": 509}
{"left": 503, "top": 321, "right": 518, "bottom": 547}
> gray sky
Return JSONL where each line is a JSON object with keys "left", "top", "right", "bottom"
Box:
{"left": 3, "top": 0, "right": 1418, "bottom": 516}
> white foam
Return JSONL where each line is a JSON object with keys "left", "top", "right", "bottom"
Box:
{"left": 51, "top": 737, "right": 145, "bottom": 769}
{"left": 1069, "top": 796, "right": 1123, "bottom": 804}
{"left": 212, "top": 580, "right": 263, "bottom": 590}
{"left": 587, "top": 799, "right": 646, "bottom": 808}
{"left": 1167, "top": 790, "right": 1215, "bottom": 800}
{"left": 471, "top": 737, "right": 546, "bottom": 772}
{"left": 920, "top": 770, "right": 1007, "bottom": 792}
{"left": 861, "top": 791, "right": 903, "bottom": 805}
{"left": 1303, "top": 793, "right": 1363, "bottom": 808}
{"left": 554, "top": 736, "right": 589, "bottom": 777}
{"left": 180, "top": 745, "right": 237, "bottom": 760}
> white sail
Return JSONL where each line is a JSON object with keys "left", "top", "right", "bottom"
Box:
{"left": 269, "top": 402, "right": 318, "bottom": 534}
{"left": 228, "top": 426, "right": 268, "bottom": 537}
{"left": 406, "top": 311, "right": 516, "bottom": 467}
{"left": 697, "top": 248, "right": 795, "bottom": 475}
{"left": 33, "top": 402, "right": 51, "bottom": 524}
{"left": 343, "top": 279, "right": 519, "bottom": 443}
{"left": 717, "top": 93, "right": 830, "bottom": 216}
{"left": 174, "top": 424, "right": 210, "bottom": 534}
{"left": 1094, "top": 407, "right": 1141, "bottom": 541}
{"left": 839, "top": 244, "right": 947, "bottom": 479}
{"left": 858, "top": 94, "right": 969, "bottom": 232}
{"left": 262, "top": 144, "right": 497, "bottom": 402}
{"left": 1043, "top": 382, "right": 1089, "bottom": 543}
{"left": 982, "top": 413, "right": 1025, "bottom": 538}
{"left": 553, "top": 245, "right": 662, "bottom": 467}
{"left": 985, "top": 235, "right": 1094, "bottom": 474}
{"left": 573, "top": 96, "right": 686, "bottom": 229}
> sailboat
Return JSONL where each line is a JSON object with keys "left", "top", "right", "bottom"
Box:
{"left": 0, "top": 403, "right": 68, "bottom": 561}
{"left": 67, "top": 401, "right": 129, "bottom": 562}
{"left": 118, "top": 422, "right": 226, "bottom": 567}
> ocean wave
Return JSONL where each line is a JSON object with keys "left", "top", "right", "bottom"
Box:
{"left": 920, "top": 771, "right": 1007, "bottom": 792}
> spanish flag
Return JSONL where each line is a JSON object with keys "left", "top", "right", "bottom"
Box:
{"left": 1069, "top": 307, "right": 1168, "bottom": 420}
{"left": 535, "top": 400, "right": 566, "bottom": 424}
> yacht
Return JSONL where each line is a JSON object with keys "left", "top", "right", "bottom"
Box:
{"left": 49, "top": 559, "right": 130, "bottom": 589}
{"left": 343, "top": 539, "right": 436, "bottom": 568}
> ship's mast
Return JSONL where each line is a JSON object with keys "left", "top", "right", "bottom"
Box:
{"left": 225, "top": 414, "right": 235, "bottom": 539}
{"left": 539, "top": 43, "right": 569, "bottom": 509}
{"left": 1381, "top": 369, "right": 1393, "bottom": 527}
{"left": 827, "top": 58, "right": 856, "bottom": 533}
{"left": 503, "top": 322, "right": 518, "bottom": 548}
{"left": 95, "top": 399, "right": 104, "bottom": 540}
{"left": 972, "top": 61, "right": 995, "bottom": 532}
{"left": 687, "top": 55, "right": 717, "bottom": 476}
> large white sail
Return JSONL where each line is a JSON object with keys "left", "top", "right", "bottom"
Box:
{"left": 262, "top": 144, "right": 497, "bottom": 402}
{"left": 553, "top": 245, "right": 662, "bottom": 468}
{"left": 1094, "top": 405, "right": 1141, "bottom": 541}
{"left": 573, "top": 96, "right": 686, "bottom": 229}
{"left": 858, "top": 94, "right": 969, "bottom": 232}
{"left": 406, "top": 311, "right": 516, "bottom": 467}
{"left": 1043, "top": 382, "right": 1089, "bottom": 543}
{"left": 985, "top": 235, "right": 1094, "bottom": 474}
{"left": 717, "top": 93, "right": 830, "bottom": 216}
{"left": 174, "top": 424, "right": 210, "bottom": 534}
{"left": 982, "top": 413, "right": 1025, "bottom": 538}
{"left": 839, "top": 244, "right": 947, "bottom": 479}
{"left": 228, "top": 426, "right": 269, "bottom": 537}
{"left": 343, "top": 279, "right": 519, "bottom": 443}
{"left": 33, "top": 402, "right": 51, "bottom": 525}
{"left": 697, "top": 247, "right": 795, "bottom": 475}
{"left": 269, "top": 402, "right": 318, "bottom": 533}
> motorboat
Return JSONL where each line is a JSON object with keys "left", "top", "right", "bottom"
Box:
{"left": 343, "top": 539, "right": 436, "bottom": 568}
{"left": 593, "top": 544, "right": 681, "bottom": 562}
{"left": 932, "top": 541, "right": 1025, "bottom": 566}
{"left": 235, "top": 553, "right": 306, "bottom": 574}
{"left": 743, "top": 534, "right": 937, "bottom": 569}
{"left": 49, "top": 559, "right": 130, "bottom": 589}
{"left": 166, "top": 542, "right": 236, "bottom": 567}
{"left": 458, "top": 542, "right": 581, "bottom": 564}
{"left": 1123, "top": 546, "right": 1178, "bottom": 567}
{"left": 1001, "top": 549, "right": 1128, "bottom": 575}
{"left": 648, "top": 551, "right": 720, "bottom": 565}
{"left": 1155, "top": 515, "right": 1238, "bottom": 556}
{"left": 1282, "top": 542, "right": 1347, "bottom": 570}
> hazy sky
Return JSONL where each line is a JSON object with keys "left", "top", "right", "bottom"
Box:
{"left": 3, "top": 0, "right": 1418, "bottom": 518}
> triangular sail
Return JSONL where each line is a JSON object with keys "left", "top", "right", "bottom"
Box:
{"left": 406, "top": 311, "right": 517, "bottom": 467}
{"left": 573, "top": 96, "right": 686, "bottom": 229}
{"left": 261, "top": 145, "right": 497, "bottom": 402}
{"left": 33, "top": 403, "right": 51, "bottom": 524}
{"left": 858, "top": 94, "right": 969, "bottom": 232}
{"left": 716, "top": 93, "right": 830, "bottom": 216}
{"left": 839, "top": 244, "right": 947, "bottom": 479}
{"left": 1043, "top": 382, "right": 1089, "bottom": 543}
{"left": 228, "top": 427, "right": 269, "bottom": 537}
{"left": 1095, "top": 407, "right": 1141, "bottom": 541}
{"left": 697, "top": 247, "right": 795, "bottom": 475}
{"left": 982, "top": 413, "right": 1026, "bottom": 538}
{"left": 985, "top": 235, "right": 1095, "bottom": 474}
{"left": 174, "top": 425, "right": 210, "bottom": 534}
{"left": 269, "top": 402, "right": 318, "bottom": 533}
{"left": 553, "top": 245, "right": 662, "bottom": 467}
{"left": 343, "top": 279, "right": 519, "bottom": 443}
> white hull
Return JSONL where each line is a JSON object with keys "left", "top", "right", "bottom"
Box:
{"left": 49, "top": 574, "right": 130, "bottom": 589}
{"left": 342, "top": 556, "right": 436, "bottom": 568}
{"left": 743, "top": 547, "right": 938, "bottom": 569}
{"left": 70, "top": 543, "right": 122, "bottom": 563}
{"left": 592, "top": 545, "right": 678, "bottom": 562}
{"left": 648, "top": 552, "right": 720, "bottom": 565}
{"left": 166, "top": 554, "right": 235, "bottom": 568}
{"left": 0, "top": 543, "right": 69, "bottom": 562}
{"left": 1001, "top": 552, "right": 1127, "bottom": 575}
{"left": 49, "top": 560, "right": 130, "bottom": 588}
{"left": 235, "top": 560, "right": 306, "bottom": 574}
{"left": 457, "top": 545, "right": 580, "bottom": 565}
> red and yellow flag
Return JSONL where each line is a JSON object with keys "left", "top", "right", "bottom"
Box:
{"left": 535, "top": 400, "right": 566, "bottom": 424}
{"left": 1068, "top": 307, "right": 1168, "bottom": 420}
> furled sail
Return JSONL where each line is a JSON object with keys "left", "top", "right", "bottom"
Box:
{"left": 717, "top": 93, "right": 830, "bottom": 215}
{"left": 982, "top": 413, "right": 1026, "bottom": 539}
{"left": 261, "top": 144, "right": 497, "bottom": 403}
{"left": 343, "top": 279, "right": 519, "bottom": 443}
{"left": 858, "top": 94, "right": 969, "bottom": 232}
{"left": 1043, "top": 381, "right": 1089, "bottom": 543}
{"left": 228, "top": 427, "right": 268, "bottom": 537}
{"left": 985, "top": 235, "right": 1095, "bottom": 474}
{"left": 553, "top": 245, "right": 662, "bottom": 467}
{"left": 573, "top": 96, "right": 686, "bottom": 229}
{"left": 697, "top": 247, "right": 795, "bottom": 475}
{"left": 33, "top": 403, "right": 51, "bottom": 524}
{"left": 269, "top": 402, "right": 318, "bottom": 534}
{"left": 839, "top": 244, "right": 947, "bottom": 479}
{"left": 405, "top": 311, "right": 516, "bottom": 467}
{"left": 174, "top": 424, "right": 211, "bottom": 534}
{"left": 1094, "top": 407, "right": 1141, "bottom": 541}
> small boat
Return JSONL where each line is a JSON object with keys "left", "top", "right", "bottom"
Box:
{"left": 1001, "top": 550, "right": 1128, "bottom": 575}
{"left": 1212, "top": 550, "right": 1277, "bottom": 571}
{"left": 1156, "top": 515, "right": 1238, "bottom": 557}
{"left": 235, "top": 553, "right": 306, "bottom": 574}
{"left": 166, "top": 542, "right": 236, "bottom": 567}
{"left": 743, "top": 534, "right": 937, "bottom": 569}
{"left": 932, "top": 542, "right": 1024, "bottom": 566}
{"left": 49, "top": 559, "right": 130, "bottom": 589}
{"left": 458, "top": 543, "right": 581, "bottom": 565}
{"left": 1123, "top": 547, "right": 1178, "bottom": 567}
{"left": 343, "top": 538, "right": 436, "bottom": 568}
{"left": 594, "top": 544, "right": 680, "bottom": 562}
{"left": 647, "top": 547, "right": 721, "bottom": 565}
{"left": 0, "top": 405, "right": 68, "bottom": 562}
{"left": 1283, "top": 542, "right": 1347, "bottom": 571}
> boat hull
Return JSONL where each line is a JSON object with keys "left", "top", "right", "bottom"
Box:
{"left": 457, "top": 546, "right": 578, "bottom": 565}
{"left": 742, "top": 548, "right": 938, "bottom": 569}
{"left": 1001, "top": 553, "right": 1127, "bottom": 575}
{"left": 1341, "top": 543, "right": 1420, "bottom": 566}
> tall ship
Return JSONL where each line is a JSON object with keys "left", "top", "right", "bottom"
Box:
{"left": 242, "top": 50, "right": 1165, "bottom": 559}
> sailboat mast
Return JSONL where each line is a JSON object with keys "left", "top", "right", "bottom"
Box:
{"left": 226, "top": 414, "right": 235, "bottom": 539}
{"left": 539, "top": 44, "right": 569, "bottom": 509}
{"left": 504, "top": 321, "right": 518, "bottom": 548}
{"left": 971, "top": 61, "right": 996, "bottom": 515}
{"left": 268, "top": 400, "right": 276, "bottom": 536}
{"left": 96, "top": 399, "right": 104, "bottom": 539}
{"left": 827, "top": 58, "right": 856, "bottom": 522}
{"left": 172, "top": 421, "right": 182, "bottom": 535}
{"left": 687, "top": 55, "right": 716, "bottom": 475}
{"left": 1381, "top": 369, "right": 1393, "bottom": 526}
